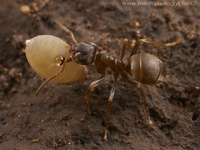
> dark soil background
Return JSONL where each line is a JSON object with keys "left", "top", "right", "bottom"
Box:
{"left": 0, "top": 0, "right": 200, "bottom": 149}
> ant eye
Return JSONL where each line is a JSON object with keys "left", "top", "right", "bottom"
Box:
{"left": 55, "top": 56, "right": 65, "bottom": 66}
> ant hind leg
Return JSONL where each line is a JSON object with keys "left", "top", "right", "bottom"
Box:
{"left": 126, "top": 79, "right": 153, "bottom": 126}
{"left": 137, "top": 84, "right": 153, "bottom": 125}
{"left": 120, "top": 39, "right": 129, "bottom": 60}
{"left": 104, "top": 79, "right": 117, "bottom": 140}
{"left": 130, "top": 39, "right": 182, "bottom": 57}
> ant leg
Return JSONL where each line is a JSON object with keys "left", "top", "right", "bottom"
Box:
{"left": 104, "top": 80, "right": 117, "bottom": 140}
{"left": 130, "top": 39, "right": 182, "bottom": 57}
{"left": 120, "top": 39, "right": 129, "bottom": 60}
{"left": 126, "top": 78, "right": 153, "bottom": 125}
{"left": 130, "top": 39, "right": 144, "bottom": 57}
{"left": 137, "top": 84, "right": 153, "bottom": 125}
{"left": 84, "top": 76, "right": 104, "bottom": 114}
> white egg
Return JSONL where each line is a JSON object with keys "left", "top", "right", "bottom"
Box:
{"left": 25, "top": 35, "right": 86, "bottom": 83}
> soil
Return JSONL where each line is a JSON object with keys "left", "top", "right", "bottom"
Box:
{"left": 0, "top": 0, "right": 200, "bottom": 150}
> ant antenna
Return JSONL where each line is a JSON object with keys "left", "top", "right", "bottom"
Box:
{"left": 54, "top": 19, "right": 78, "bottom": 44}
{"left": 35, "top": 56, "right": 72, "bottom": 96}
{"left": 35, "top": 20, "right": 77, "bottom": 96}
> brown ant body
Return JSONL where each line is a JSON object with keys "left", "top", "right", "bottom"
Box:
{"left": 34, "top": 20, "right": 181, "bottom": 140}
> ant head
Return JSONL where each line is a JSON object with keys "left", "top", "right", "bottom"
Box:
{"left": 71, "top": 42, "right": 97, "bottom": 65}
{"left": 54, "top": 20, "right": 97, "bottom": 65}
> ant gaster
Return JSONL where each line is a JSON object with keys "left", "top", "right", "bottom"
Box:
{"left": 35, "top": 20, "right": 181, "bottom": 140}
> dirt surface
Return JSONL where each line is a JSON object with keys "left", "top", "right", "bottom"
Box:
{"left": 0, "top": 0, "right": 200, "bottom": 149}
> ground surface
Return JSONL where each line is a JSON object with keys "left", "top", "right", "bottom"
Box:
{"left": 0, "top": 0, "right": 200, "bottom": 150}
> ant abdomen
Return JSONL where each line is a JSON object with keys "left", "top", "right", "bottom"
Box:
{"left": 129, "top": 53, "right": 167, "bottom": 85}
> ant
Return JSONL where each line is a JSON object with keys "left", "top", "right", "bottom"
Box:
{"left": 35, "top": 20, "right": 181, "bottom": 140}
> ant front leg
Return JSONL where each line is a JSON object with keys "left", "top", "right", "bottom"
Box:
{"left": 84, "top": 76, "right": 104, "bottom": 114}
{"left": 130, "top": 39, "right": 182, "bottom": 57}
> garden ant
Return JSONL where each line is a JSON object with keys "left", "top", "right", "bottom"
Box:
{"left": 31, "top": 20, "right": 181, "bottom": 140}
